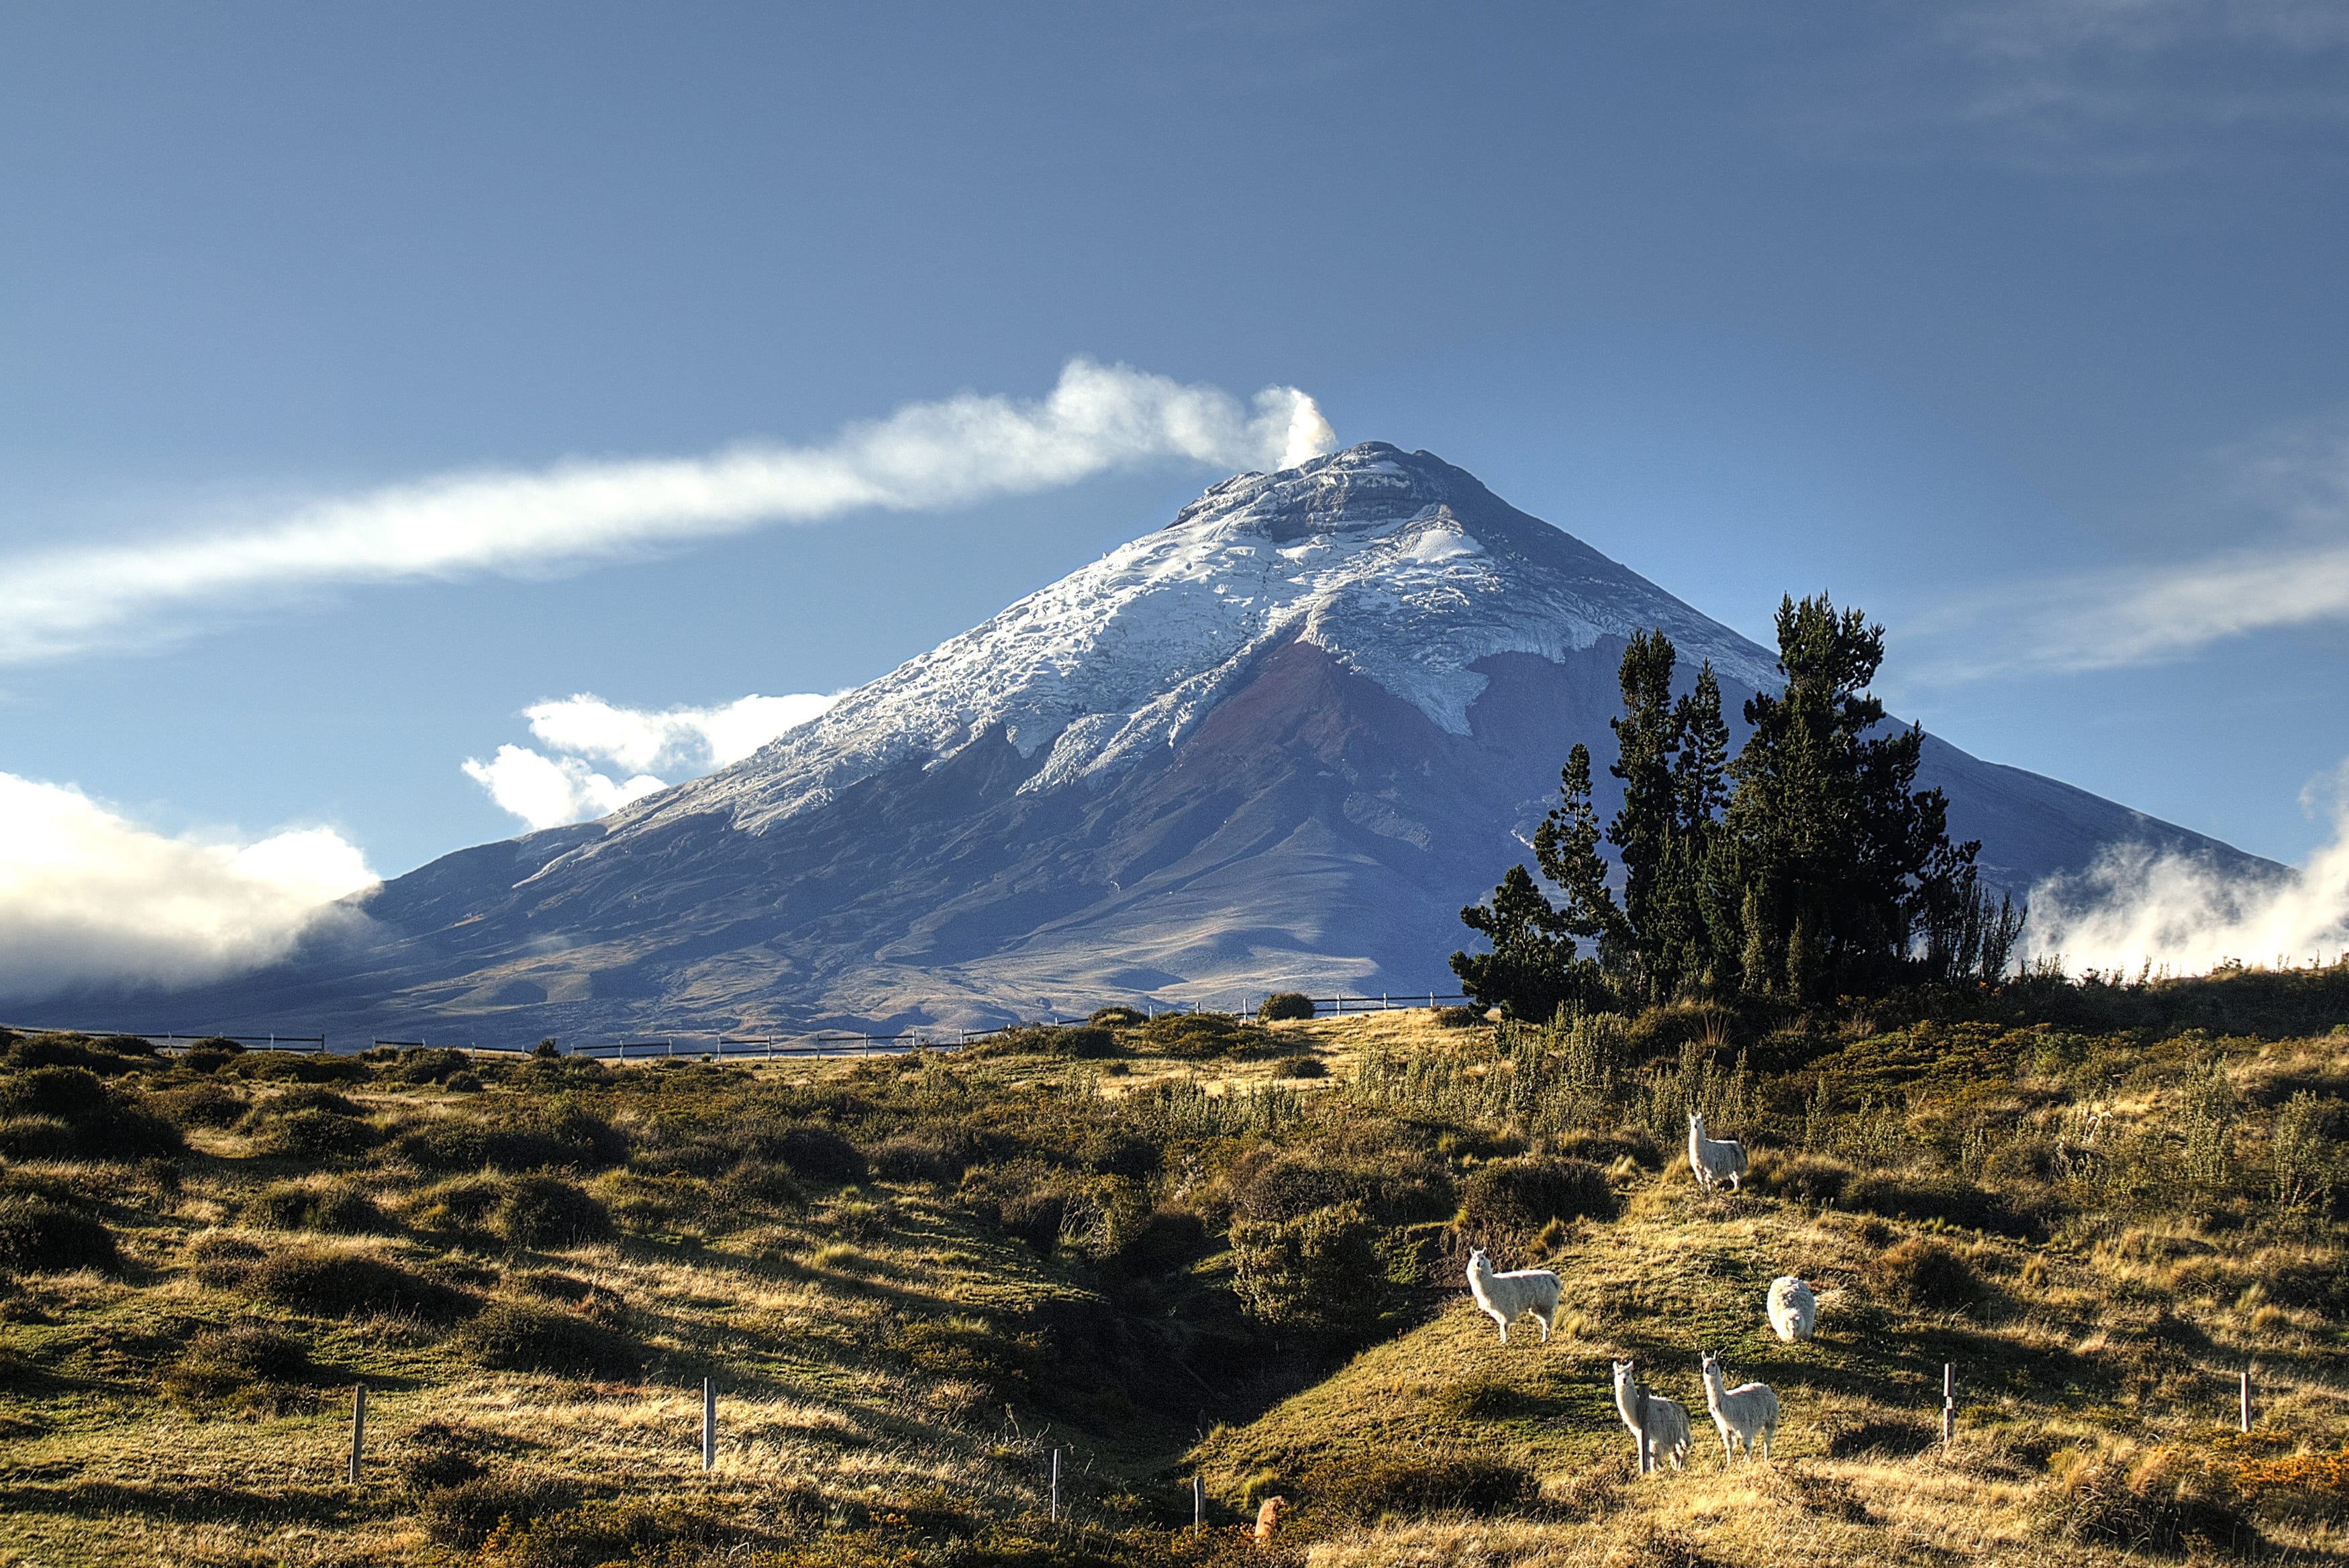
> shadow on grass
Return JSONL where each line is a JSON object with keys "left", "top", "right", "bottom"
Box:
{"left": 0, "top": 1479, "right": 357, "bottom": 1526}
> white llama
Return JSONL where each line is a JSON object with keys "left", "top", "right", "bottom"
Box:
{"left": 1766, "top": 1275, "right": 1817, "bottom": 1343}
{"left": 1699, "top": 1351, "right": 1779, "bottom": 1465}
{"left": 1464, "top": 1248, "right": 1562, "bottom": 1344}
{"left": 1687, "top": 1112, "right": 1748, "bottom": 1192}
{"left": 1611, "top": 1359, "right": 1693, "bottom": 1471}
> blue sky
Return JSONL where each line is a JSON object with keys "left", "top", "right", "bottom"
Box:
{"left": 4, "top": 1, "right": 2348, "bottom": 994}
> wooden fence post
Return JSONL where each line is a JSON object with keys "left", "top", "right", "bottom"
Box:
{"left": 701, "top": 1378, "right": 715, "bottom": 1471}
{"left": 1050, "top": 1447, "right": 1061, "bottom": 1523}
{"left": 1942, "top": 1363, "right": 1955, "bottom": 1447}
{"left": 1192, "top": 1473, "right": 1203, "bottom": 1532}
{"left": 348, "top": 1386, "right": 366, "bottom": 1484}
{"left": 1634, "top": 1385, "right": 1652, "bottom": 1474}
{"left": 2241, "top": 1368, "right": 2253, "bottom": 1433}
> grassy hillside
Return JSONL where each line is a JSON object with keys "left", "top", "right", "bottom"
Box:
{"left": 0, "top": 976, "right": 2344, "bottom": 1566}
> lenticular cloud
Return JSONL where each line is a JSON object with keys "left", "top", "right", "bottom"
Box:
{"left": 0, "top": 360, "right": 1338, "bottom": 666}
{"left": 0, "top": 773, "right": 379, "bottom": 1004}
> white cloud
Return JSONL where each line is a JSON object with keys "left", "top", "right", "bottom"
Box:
{"left": 459, "top": 745, "right": 667, "bottom": 833}
{"left": 0, "top": 359, "right": 1337, "bottom": 666}
{"left": 463, "top": 690, "right": 841, "bottom": 830}
{"left": 2023, "top": 766, "right": 2349, "bottom": 974}
{"left": 0, "top": 772, "right": 378, "bottom": 1005}
{"left": 1911, "top": 407, "right": 2349, "bottom": 680}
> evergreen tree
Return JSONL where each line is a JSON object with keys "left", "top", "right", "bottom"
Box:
{"left": 1721, "top": 594, "right": 1977, "bottom": 999}
{"left": 1448, "top": 864, "right": 1593, "bottom": 1020}
{"left": 1607, "top": 632, "right": 1681, "bottom": 1002}
{"left": 1535, "top": 743, "right": 1627, "bottom": 957}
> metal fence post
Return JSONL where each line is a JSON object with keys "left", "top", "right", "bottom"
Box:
{"left": 1049, "top": 1447, "right": 1060, "bottom": 1523}
{"left": 2242, "top": 1368, "right": 2253, "bottom": 1432}
{"left": 1192, "top": 1473, "right": 1203, "bottom": 1532}
{"left": 702, "top": 1377, "right": 715, "bottom": 1471}
{"left": 1942, "top": 1363, "right": 1955, "bottom": 1446}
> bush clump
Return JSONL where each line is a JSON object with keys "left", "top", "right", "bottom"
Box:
{"left": 1865, "top": 1235, "right": 1982, "bottom": 1310}
{"left": 454, "top": 1300, "right": 637, "bottom": 1377}
{"left": 243, "top": 1182, "right": 389, "bottom": 1235}
{"left": 160, "top": 1323, "right": 321, "bottom": 1412}
{"left": 1455, "top": 1155, "right": 1617, "bottom": 1237}
{"left": 249, "top": 1251, "right": 471, "bottom": 1320}
{"left": 1303, "top": 1453, "right": 1537, "bottom": 1519}
{"left": 144, "top": 1082, "right": 247, "bottom": 1129}
{"left": 1230, "top": 1200, "right": 1387, "bottom": 1342}
{"left": 495, "top": 1174, "right": 612, "bottom": 1249}
{"left": 1088, "top": 1006, "right": 1146, "bottom": 1028}
{"left": 1746, "top": 1149, "right": 1854, "bottom": 1206}
{"left": 246, "top": 1106, "right": 381, "bottom": 1159}
{"left": 1267, "top": 1054, "right": 1327, "bottom": 1079}
{"left": 185, "top": 1231, "right": 268, "bottom": 1288}
{"left": 1135, "top": 1012, "right": 1266, "bottom": 1059}
{"left": 0, "top": 1067, "right": 183, "bottom": 1160}
{"left": 964, "top": 1023, "right": 1121, "bottom": 1061}
{"left": 0, "top": 1195, "right": 119, "bottom": 1273}
{"left": 2035, "top": 1443, "right": 2257, "bottom": 1553}
{"left": 1257, "top": 992, "right": 1317, "bottom": 1023}
{"left": 417, "top": 1473, "right": 579, "bottom": 1549}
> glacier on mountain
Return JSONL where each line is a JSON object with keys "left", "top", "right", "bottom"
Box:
{"left": 607, "top": 442, "right": 1783, "bottom": 843}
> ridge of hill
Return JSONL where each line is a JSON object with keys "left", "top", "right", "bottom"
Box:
{"left": 2, "top": 969, "right": 2345, "bottom": 1565}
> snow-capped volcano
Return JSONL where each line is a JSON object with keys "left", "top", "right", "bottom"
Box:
{"left": 130, "top": 444, "right": 2271, "bottom": 1042}
{"left": 583, "top": 443, "right": 1775, "bottom": 844}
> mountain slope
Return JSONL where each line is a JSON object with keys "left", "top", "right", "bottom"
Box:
{"left": 121, "top": 444, "right": 2268, "bottom": 1043}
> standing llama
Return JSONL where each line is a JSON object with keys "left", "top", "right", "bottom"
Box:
{"left": 1699, "top": 1351, "right": 1779, "bottom": 1465}
{"left": 1611, "top": 1359, "right": 1693, "bottom": 1472}
{"left": 1766, "top": 1275, "right": 1817, "bottom": 1342}
{"left": 1687, "top": 1112, "right": 1748, "bottom": 1192}
{"left": 1465, "top": 1248, "right": 1562, "bottom": 1344}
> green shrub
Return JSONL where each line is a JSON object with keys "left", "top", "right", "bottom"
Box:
{"left": 1746, "top": 1149, "right": 1854, "bottom": 1205}
{"left": 381, "top": 1047, "right": 474, "bottom": 1085}
{"left": 495, "top": 1175, "right": 611, "bottom": 1249}
{"left": 1434, "top": 1006, "right": 1485, "bottom": 1028}
{"left": 1112, "top": 1206, "right": 1209, "bottom": 1275}
{"left": 1454, "top": 1155, "right": 1617, "bottom": 1237}
{"left": 1864, "top": 1235, "right": 1981, "bottom": 1310}
{"left": 248, "top": 1107, "right": 380, "bottom": 1159}
{"left": 1229, "top": 1200, "right": 1387, "bottom": 1341}
{"left": 1136, "top": 1012, "right": 1264, "bottom": 1059}
{"left": 1842, "top": 1169, "right": 2052, "bottom": 1239}
{"left": 160, "top": 1324, "right": 321, "bottom": 1412}
{"left": 867, "top": 1131, "right": 963, "bottom": 1184}
{"left": 1303, "top": 1452, "right": 1536, "bottom": 1518}
{"left": 417, "top": 1474, "right": 579, "bottom": 1549}
{"left": 1, "top": 1033, "right": 146, "bottom": 1075}
{"left": 2034, "top": 1443, "right": 2257, "bottom": 1554}
{"left": 964, "top": 1023, "right": 1121, "bottom": 1060}
{"left": 454, "top": 1300, "right": 637, "bottom": 1377}
{"left": 1225, "top": 1143, "right": 1454, "bottom": 1226}
{"left": 0, "top": 1116, "right": 76, "bottom": 1160}
{"left": 1089, "top": 1006, "right": 1147, "bottom": 1027}
{"left": 243, "top": 1182, "right": 389, "bottom": 1235}
{"left": 406, "top": 1175, "right": 507, "bottom": 1237}
{"left": 185, "top": 1231, "right": 267, "bottom": 1288}
{"left": 144, "top": 1082, "right": 246, "bottom": 1129}
{"left": 0, "top": 1196, "right": 118, "bottom": 1273}
{"left": 250, "top": 1251, "right": 470, "bottom": 1320}
{"left": 1257, "top": 992, "right": 1317, "bottom": 1023}
{"left": 1430, "top": 1377, "right": 1523, "bottom": 1421}
{"left": 0, "top": 1066, "right": 182, "bottom": 1159}
{"left": 1266, "top": 1054, "right": 1326, "bottom": 1078}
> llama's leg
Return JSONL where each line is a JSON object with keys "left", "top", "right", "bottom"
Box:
{"left": 1535, "top": 1308, "right": 1551, "bottom": 1343}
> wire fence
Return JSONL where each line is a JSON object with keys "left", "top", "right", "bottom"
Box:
{"left": 7, "top": 990, "right": 1474, "bottom": 1062}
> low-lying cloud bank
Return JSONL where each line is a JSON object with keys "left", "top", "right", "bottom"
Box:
{"left": 0, "top": 773, "right": 378, "bottom": 1006}
{"left": 464, "top": 690, "right": 841, "bottom": 830}
{"left": 2025, "top": 764, "right": 2349, "bottom": 975}
{"left": 0, "top": 360, "right": 1336, "bottom": 667}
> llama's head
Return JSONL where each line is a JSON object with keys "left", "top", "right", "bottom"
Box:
{"left": 1467, "top": 1247, "right": 1491, "bottom": 1272}
{"left": 1611, "top": 1359, "right": 1634, "bottom": 1389}
{"left": 1700, "top": 1351, "right": 1721, "bottom": 1384}
{"left": 1688, "top": 1110, "right": 1703, "bottom": 1135}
